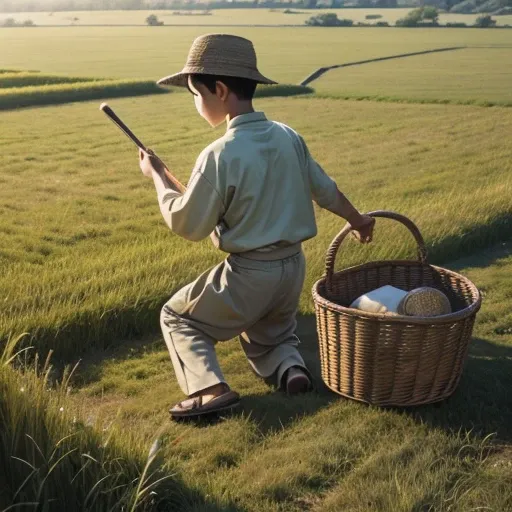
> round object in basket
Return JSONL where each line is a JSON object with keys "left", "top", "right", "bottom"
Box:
{"left": 312, "top": 211, "right": 481, "bottom": 407}
{"left": 398, "top": 287, "right": 452, "bottom": 317}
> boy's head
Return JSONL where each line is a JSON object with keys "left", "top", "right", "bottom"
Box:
{"left": 157, "top": 34, "right": 276, "bottom": 125}
{"left": 187, "top": 74, "right": 258, "bottom": 127}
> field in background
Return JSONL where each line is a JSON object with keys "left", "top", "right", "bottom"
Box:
{"left": 0, "top": 70, "right": 310, "bottom": 109}
{"left": 314, "top": 47, "right": 512, "bottom": 105}
{"left": 1, "top": 25, "right": 512, "bottom": 92}
{"left": 0, "top": 71, "right": 168, "bottom": 110}
{"left": 1, "top": 20, "right": 512, "bottom": 511}
{"left": 2, "top": 8, "right": 512, "bottom": 27}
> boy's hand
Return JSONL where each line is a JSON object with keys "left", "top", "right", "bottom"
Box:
{"left": 348, "top": 214, "right": 375, "bottom": 244}
{"left": 139, "top": 149, "right": 168, "bottom": 178}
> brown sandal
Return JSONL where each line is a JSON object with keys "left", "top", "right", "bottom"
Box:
{"left": 169, "top": 391, "right": 240, "bottom": 419}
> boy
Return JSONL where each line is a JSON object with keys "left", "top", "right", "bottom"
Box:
{"left": 139, "top": 34, "right": 375, "bottom": 419}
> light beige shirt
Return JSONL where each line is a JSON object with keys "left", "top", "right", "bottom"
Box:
{"left": 158, "top": 112, "right": 338, "bottom": 254}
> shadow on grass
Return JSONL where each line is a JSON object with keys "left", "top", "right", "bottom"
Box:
{"left": 69, "top": 310, "right": 512, "bottom": 445}
{"left": 446, "top": 240, "right": 511, "bottom": 272}
{"left": 238, "top": 315, "right": 337, "bottom": 433}
{"left": 427, "top": 213, "right": 512, "bottom": 266}
{"left": 162, "top": 315, "right": 337, "bottom": 433}
{"left": 294, "top": 315, "right": 512, "bottom": 446}
{"left": 408, "top": 336, "right": 512, "bottom": 444}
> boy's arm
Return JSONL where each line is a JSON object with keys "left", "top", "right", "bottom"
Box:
{"left": 140, "top": 150, "right": 224, "bottom": 241}
{"left": 323, "top": 189, "right": 375, "bottom": 243}
{"left": 299, "top": 137, "right": 374, "bottom": 242}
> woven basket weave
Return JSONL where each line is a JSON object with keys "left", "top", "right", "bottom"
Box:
{"left": 312, "top": 211, "right": 481, "bottom": 407}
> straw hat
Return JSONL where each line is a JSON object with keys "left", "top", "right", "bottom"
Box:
{"left": 157, "top": 34, "right": 277, "bottom": 88}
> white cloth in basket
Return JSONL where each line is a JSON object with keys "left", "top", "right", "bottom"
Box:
{"left": 350, "top": 285, "right": 407, "bottom": 314}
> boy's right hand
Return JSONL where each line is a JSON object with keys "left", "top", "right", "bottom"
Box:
{"left": 349, "top": 214, "right": 375, "bottom": 244}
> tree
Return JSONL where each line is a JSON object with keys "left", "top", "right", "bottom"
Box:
{"left": 304, "top": 0, "right": 318, "bottom": 8}
{"left": 474, "top": 15, "right": 496, "bottom": 27}
{"left": 145, "top": 14, "right": 164, "bottom": 25}
{"left": 422, "top": 6, "right": 439, "bottom": 24}
{"left": 305, "top": 13, "right": 353, "bottom": 26}
{"left": 395, "top": 8, "right": 423, "bottom": 26}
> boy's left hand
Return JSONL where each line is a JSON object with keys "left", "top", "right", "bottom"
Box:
{"left": 139, "top": 149, "right": 168, "bottom": 178}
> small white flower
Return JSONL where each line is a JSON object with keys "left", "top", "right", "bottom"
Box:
{"left": 20, "top": 387, "right": 25, "bottom": 393}
{"left": 59, "top": 407, "right": 64, "bottom": 413}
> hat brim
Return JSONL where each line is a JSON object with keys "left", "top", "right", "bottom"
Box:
{"left": 157, "top": 68, "right": 278, "bottom": 88}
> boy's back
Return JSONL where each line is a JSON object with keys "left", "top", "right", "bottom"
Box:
{"left": 159, "top": 112, "right": 338, "bottom": 254}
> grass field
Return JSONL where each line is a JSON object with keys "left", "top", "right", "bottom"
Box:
{"left": 1, "top": 94, "right": 511, "bottom": 358}
{"left": 0, "top": 71, "right": 308, "bottom": 110}
{"left": 67, "top": 244, "right": 512, "bottom": 512}
{"left": 3, "top": 244, "right": 511, "bottom": 510}
{"left": 2, "top": 25, "right": 512, "bottom": 88}
{"left": 314, "top": 47, "right": 512, "bottom": 106}
{"left": 1, "top": 19, "right": 512, "bottom": 511}
{"left": 3, "top": 8, "right": 512, "bottom": 27}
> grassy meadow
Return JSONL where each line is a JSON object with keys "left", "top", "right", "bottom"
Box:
{"left": 1, "top": 20, "right": 512, "bottom": 511}
{"left": 1, "top": 25, "right": 512, "bottom": 88}
{"left": 314, "top": 46, "right": 512, "bottom": 106}
{"left": 2, "top": 244, "right": 511, "bottom": 510}
{"left": 1, "top": 93, "right": 511, "bottom": 358}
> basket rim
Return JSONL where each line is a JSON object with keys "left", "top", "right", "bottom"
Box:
{"left": 312, "top": 259, "right": 482, "bottom": 325}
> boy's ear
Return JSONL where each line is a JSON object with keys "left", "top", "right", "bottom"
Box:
{"left": 215, "top": 81, "right": 230, "bottom": 102}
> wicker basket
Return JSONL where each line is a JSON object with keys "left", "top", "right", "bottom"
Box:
{"left": 312, "top": 211, "right": 482, "bottom": 407}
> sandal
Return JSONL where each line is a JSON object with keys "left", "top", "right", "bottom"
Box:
{"left": 169, "top": 390, "right": 240, "bottom": 419}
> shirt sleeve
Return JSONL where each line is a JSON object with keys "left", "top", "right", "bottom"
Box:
{"left": 299, "top": 136, "right": 338, "bottom": 210}
{"left": 157, "top": 151, "right": 225, "bottom": 242}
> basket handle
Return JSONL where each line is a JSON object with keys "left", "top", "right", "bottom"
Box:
{"left": 325, "top": 210, "right": 428, "bottom": 292}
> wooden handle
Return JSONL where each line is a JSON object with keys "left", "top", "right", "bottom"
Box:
{"left": 100, "top": 102, "right": 186, "bottom": 193}
{"left": 325, "top": 210, "right": 428, "bottom": 293}
{"left": 100, "top": 102, "right": 148, "bottom": 151}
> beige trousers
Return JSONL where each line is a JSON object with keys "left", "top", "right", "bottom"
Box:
{"left": 160, "top": 246, "right": 308, "bottom": 396}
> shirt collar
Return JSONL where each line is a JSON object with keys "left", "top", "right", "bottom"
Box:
{"left": 227, "top": 112, "right": 267, "bottom": 130}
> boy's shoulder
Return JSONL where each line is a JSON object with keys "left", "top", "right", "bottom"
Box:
{"left": 195, "top": 119, "right": 305, "bottom": 169}
{"left": 197, "top": 133, "right": 230, "bottom": 161}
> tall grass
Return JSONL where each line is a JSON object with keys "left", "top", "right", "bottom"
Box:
{"left": 0, "top": 79, "right": 169, "bottom": 110}
{"left": 0, "top": 336, "right": 185, "bottom": 510}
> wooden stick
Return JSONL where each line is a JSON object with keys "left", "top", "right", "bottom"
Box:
{"left": 99, "top": 102, "right": 186, "bottom": 193}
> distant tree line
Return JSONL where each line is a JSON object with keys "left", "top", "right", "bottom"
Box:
{"left": 305, "top": 8, "right": 508, "bottom": 27}
{"left": 0, "top": 0, "right": 407, "bottom": 12}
